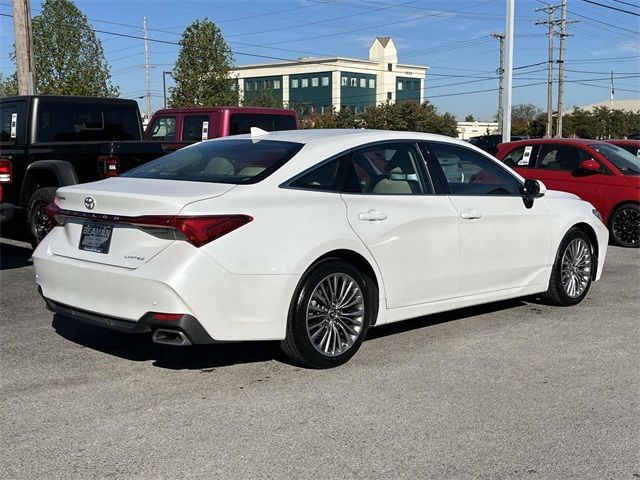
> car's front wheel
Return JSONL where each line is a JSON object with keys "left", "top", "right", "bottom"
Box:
{"left": 609, "top": 203, "right": 639, "bottom": 248}
{"left": 543, "top": 227, "right": 594, "bottom": 306}
{"left": 280, "top": 259, "right": 377, "bottom": 369}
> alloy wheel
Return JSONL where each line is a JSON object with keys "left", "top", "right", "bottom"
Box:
{"left": 560, "top": 238, "right": 592, "bottom": 298}
{"left": 305, "top": 273, "right": 365, "bottom": 357}
{"left": 611, "top": 207, "right": 640, "bottom": 247}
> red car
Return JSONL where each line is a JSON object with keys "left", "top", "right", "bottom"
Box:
{"left": 496, "top": 138, "right": 640, "bottom": 247}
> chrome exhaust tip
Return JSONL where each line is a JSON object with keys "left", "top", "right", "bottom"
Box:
{"left": 152, "top": 329, "right": 192, "bottom": 346}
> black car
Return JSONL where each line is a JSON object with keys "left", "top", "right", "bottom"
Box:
{"left": 468, "top": 134, "right": 527, "bottom": 156}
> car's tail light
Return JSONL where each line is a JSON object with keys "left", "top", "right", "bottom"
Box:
{"left": 151, "top": 312, "right": 183, "bottom": 321}
{"left": 0, "top": 158, "right": 12, "bottom": 183}
{"left": 44, "top": 203, "right": 252, "bottom": 247}
{"left": 97, "top": 155, "right": 119, "bottom": 178}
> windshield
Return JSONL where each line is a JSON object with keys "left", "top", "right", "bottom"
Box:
{"left": 123, "top": 139, "right": 303, "bottom": 184}
{"left": 591, "top": 143, "right": 640, "bottom": 175}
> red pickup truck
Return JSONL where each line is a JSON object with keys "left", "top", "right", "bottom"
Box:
{"left": 144, "top": 107, "right": 298, "bottom": 146}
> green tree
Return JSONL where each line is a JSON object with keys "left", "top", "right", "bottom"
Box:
{"left": 169, "top": 19, "right": 238, "bottom": 107}
{"left": 0, "top": 72, "right": 17, "bottom": 97}
{"left": 242, "top": 87, "right": 282, "bottom": 108}
{"left": 26, "top": 0, "right": 117, "bottom": 96}
{"left": 511, "top": 103, "right": 543, "bottom": 136}
{"left": 465, "top": 114, "right": 475, "bottom": 122}
{"left": 300, "top": 101, "right": 458, "bottom": 137}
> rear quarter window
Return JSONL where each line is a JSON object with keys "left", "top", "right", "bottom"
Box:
{"left": 229, "top": 114, "right": 296, "bottom": 135}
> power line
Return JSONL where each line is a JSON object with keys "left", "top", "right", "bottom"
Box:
{"left": 259, "top": 0, "right": 502, "bottom": 46}
{"left": 611, "top": 0, "right": 639, "bottom": 7}
{"left": 580, "top": 0, "right": 640, "bottom": 15}
{"left": 566, "top": 10, "right": 639, "bottom": 33}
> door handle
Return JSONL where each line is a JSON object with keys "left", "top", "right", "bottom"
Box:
{"left": 358, "top": 210, "right": 388, "bottom": 222}
{"left": 460, "top": 210, "right": 483, "bottom": 220}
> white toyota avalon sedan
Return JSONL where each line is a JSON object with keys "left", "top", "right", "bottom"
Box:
{"left": 33, "top": 129, "right": 608, "bottom": 368}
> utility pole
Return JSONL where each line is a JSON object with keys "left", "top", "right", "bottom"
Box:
{"left": 502, "top": 0, "right": 515, "bottom": 143}
{"left": 143, "top": 16, "right": 151, "bottom": 121}
{"left": 536, "top": 4, "right": 558, "bottom": 138}
{"left": 491, "top": 32, "right": 505, "bottom": 133}
{"left": 12, "top": 0, "right": 36, "bottom": 94}
{"left": 555, "top": 0, "right": 574, "bottom": 138}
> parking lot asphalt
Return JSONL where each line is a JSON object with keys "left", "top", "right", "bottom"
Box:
{"left": 1, "top": 236, "right": 639, "bottom": 480}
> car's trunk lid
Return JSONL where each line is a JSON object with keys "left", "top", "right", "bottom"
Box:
{"left": 49, "top": 178, "right": 235, "bottom": 268}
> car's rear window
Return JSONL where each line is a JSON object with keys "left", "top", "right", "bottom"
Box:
{"left": 122, "top": 139, "right": 303, "bottom": 184}
{"left": 36, "top": 101, "right": 142, "bottom": 142}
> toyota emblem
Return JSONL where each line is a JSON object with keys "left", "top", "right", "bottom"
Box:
{"left": 84, "top": 196, "right": 95, "bottom": 210}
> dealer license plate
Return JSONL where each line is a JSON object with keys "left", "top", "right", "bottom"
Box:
{"left": 79, "top": 223, "right": 113, "bottom": 254}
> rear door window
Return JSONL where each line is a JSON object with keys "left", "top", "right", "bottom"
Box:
{"left": 229, "top": 114, "right": 296, "bottom": 135}
{"left": 182, "top": 115, "right": 209, "bottom": 141}
{"left": 349, "top": 142, "right": 431, "bottom": 195}
{"left": 148, "top": 116, "right": 176, "bottom": 141}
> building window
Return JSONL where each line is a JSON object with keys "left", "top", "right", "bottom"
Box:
{"left": 273, "top": 80, "right": 281, "bottom": 90}
{"left": 341, "top": 76, "right": 348, "bottom": 86}
{"left": 387, "top": 63, "right": 393, "bottom": 72}
{"left": 369, "top": 79, "right": 375, "bottom": 88}
{"left": 359, "top": 78, "right": 366, "bottom": 88}
{"left": 350, "top": 78, "right": 357, "bottom": 87}
{"left": 301, "top": 78, "right": 309, "bottom": 88}
{"left": 265, "top": 80, "right": 272, "bottom": 89}
{"left": 311, "top": 77, "right": 319, "bottom": 87}
{"left": 397, "top": 81, "right": 403, "bottom": 91}
{"left": 245, "top": 81, "right": 253, "bottom": 91}
{"left": 292, "top": 79, "right": 299, "bottom": 88}
{"left": 387, "top": 92, "right": 392, "bottom": 100}
{"left": 322, "top": 76, "right": 329, "bottom": 87}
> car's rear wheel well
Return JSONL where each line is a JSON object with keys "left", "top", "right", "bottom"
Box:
{"left": 313, "top": 249, "right": 380, "bottom": 324}
{"left": 571, "top": 222, "right": 599, "bottom": 280}
{"left": 20, "top": 170, "right": 59, "bottom": 206}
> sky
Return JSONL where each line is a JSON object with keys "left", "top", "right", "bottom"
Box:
{"left": 1, "top": 0, "right": 638, "bottom": 120}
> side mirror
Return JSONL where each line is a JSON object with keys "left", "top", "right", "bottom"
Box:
{"left": 523, "top": 178, "right": 545, "bottom": 200}
{"left": 580, "top": 159, "right": 602, "bottom": 172}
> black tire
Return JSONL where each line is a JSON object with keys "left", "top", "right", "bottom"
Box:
{"left": 609, "top": 203, "right": 639, "bottom": 248}
{"left": 280, "top": 258, "right": 377, "bottom": 369}
{"left": 27, "top": 187, "right": 57, "bottom": 249}
{"left": 542, "top": 227, "right": 594, "bottom": 307}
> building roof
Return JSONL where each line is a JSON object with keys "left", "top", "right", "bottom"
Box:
{"left": 231, "top": 56, "right": 427, "bottom": 72}
{"left": 376, "top": 37, "right": 392, "bottom": 47}
{"left": 579, "top": 99, "right": 640, "bottom": 112}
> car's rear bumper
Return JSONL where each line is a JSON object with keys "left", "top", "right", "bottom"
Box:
{"left": 33, "top": 229, "right": 300, "bottom": 342}
{"left": 41, "top": 291, "right": 216, "bottom": 344}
